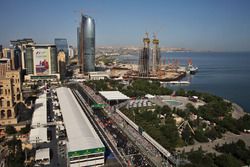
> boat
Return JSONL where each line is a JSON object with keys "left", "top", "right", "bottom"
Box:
{"left": 186, "top": 59, "right": 198, "bottom": 74}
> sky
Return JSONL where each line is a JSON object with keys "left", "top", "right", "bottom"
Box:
{"left": 0, "top": 0, "right": 250, "bottom": 52}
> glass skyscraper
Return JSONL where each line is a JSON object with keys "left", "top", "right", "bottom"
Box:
{"left": 25, "top": 45, "right": 34, "bottom": 74}
{"left": 77, "top": 27, "right": 80, "bottom": 64}
{"left": 50, "top": 45, "right": 58, "bottom": 74}
{"left": 79, "top": 15, "right": 95, "bottom": 72}
{"left": 54, "top": 38, "right": 68, "bottom": 64}
{"left": 0, "top": 45, "right": 2, "bottom": 58}
{"left": 14, "top": 46, "right": 22, "bottom": 70}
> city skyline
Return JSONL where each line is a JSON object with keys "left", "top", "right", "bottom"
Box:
{"left": 1, "top": 0, "right": 250, "bottom": 52}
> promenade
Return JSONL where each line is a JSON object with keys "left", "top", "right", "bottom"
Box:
{"left": 176, "top": 132, "right": 250, "bottom": 155}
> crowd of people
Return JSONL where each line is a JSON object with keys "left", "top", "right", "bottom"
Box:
{"left": 93, "top": 108, "right": 151, "bottom": 167}
{"left": 81, "top": 83, "right": 176, "bottom": 166}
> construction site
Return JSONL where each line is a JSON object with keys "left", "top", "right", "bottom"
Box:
{"left": 121, "top": 33, "right": 187, "bottom": 81}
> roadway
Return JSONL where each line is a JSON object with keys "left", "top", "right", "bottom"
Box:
{"left": 71, "top": 83, "right": 162, "bottom": 166}
{"left": 71, "top": 89, "right": 127, "bottom": 167}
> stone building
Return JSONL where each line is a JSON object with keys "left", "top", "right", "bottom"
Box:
{"left": 0, "top": 59, "right": 22, "bottom": 125}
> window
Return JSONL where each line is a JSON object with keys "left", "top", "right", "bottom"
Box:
{"left": 0, "top": 98, "right": 3, "bottom": 107}
{"left": 7, "top": 101, "right": 10, "bottom": 107}
{"left": 7, "top": 110, "right": 12, "bottom": 118}
{"left": 17, "top": 94, "right": 20, "bottom": 100}
{"left": 1, "top": 110, "right": 5, "bottom": 118}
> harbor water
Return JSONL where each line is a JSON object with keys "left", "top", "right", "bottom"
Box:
{"left": 117, "top": 52, "right": 250, "bottom": 112}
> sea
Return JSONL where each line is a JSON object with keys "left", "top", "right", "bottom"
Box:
{"left": 117, "top": 52, "right": 250, "bottom": 112}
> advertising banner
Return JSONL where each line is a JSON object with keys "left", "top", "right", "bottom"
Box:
{"left": 34, "top": 49, "right": 49, "bottom": 74}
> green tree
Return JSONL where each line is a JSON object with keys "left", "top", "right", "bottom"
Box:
{"left": 176, "top": 88, "right": 186, "bottom": 96}
{"left": 20, "top": 125, "right": 31, "bottom": 134}
{"left": 214, "top": 154, "right": 241, "bottom": 167}
{"left": 5, "top": 125, "right": 17, "bottom": 135}
{"left": 182, "top": 126, "right": 194, "bottom": 145}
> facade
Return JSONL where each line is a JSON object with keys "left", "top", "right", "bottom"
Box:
{"left": 79, "top": 15, "right": 95, "bottom": 73}
{"left": 2, "top": 48, "right": 12, "bottom": 59}
{"left": 24, "top": 44, "right": 59, "bottom": 81}
{"left": 77, "top": 27, "right": 80, "bottom": 65}
{"left": 54, "top": 38, "right": 69, "bottom": 64}
{"left": 57, "top": 51, "right": 66, "bottom": 80}
{"left": 88, "top": 71, "right": 109, "bottom": 80}
{"left": 68, "top": 45, "right": 74, "bottom": 59}
{"left": 0, "top": 59, "right": 11, "bottom": 77}
{"left": 0, "top": 45, "right": 2, "bottom": 58}
{"left": 10, "top": 38, "right": 35, "bottom": 70}
{"left": 13, "top": 46, "right": 22, "bottom": 70}
{"left": 0, "top": 59, "right": 22, "bottom": 125}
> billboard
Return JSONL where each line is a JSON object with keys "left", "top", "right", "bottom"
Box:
{"left": 34, "top": 49, "right": 49, "bottom": 75}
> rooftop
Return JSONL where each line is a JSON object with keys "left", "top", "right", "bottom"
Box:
{"left": 29, "top": 127, "right": 48, "bottom": 144}
{"left": 56, "top": 87, "right": 104, "bottom": 153}
{"left": 31, "top": 93, "right": 47, "bottom": 128}
{"left": 99, "top": 91, "right": 130, "bottom": 101}
{"left": 35, "top": 148, "right": 50, "bottom": 161}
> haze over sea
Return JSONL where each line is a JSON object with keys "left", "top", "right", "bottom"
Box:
{"left": 118, "top": 52, "right": 250, "bottom": 112}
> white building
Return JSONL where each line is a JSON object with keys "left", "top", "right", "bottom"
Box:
{"left": 35, "top": 148, "right": 50, "bottom": 166}
{"left": 88, "top": 71, "right": 109, "bottom": 80}
{"left": 29, "top": 127, "right": 48, "bottom": 144}
{"left": 31, "top": 93, "right": 47, "bottom": 128}
{"left": 57, "top": 87, "right": 105, "bottom": 167}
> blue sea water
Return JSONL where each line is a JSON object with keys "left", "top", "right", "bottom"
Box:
{"left": 117, "top": 52, "right": 250, "bottom": 112}
{"left": 164, "top": 52, "right": 250, "bottom": 113}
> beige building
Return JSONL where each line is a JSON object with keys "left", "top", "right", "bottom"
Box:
{"left": 57, "top": 51, "right": 66, "bottom": 80}
{"left": 0, "top": 59, "right": 22, "bottom": 125}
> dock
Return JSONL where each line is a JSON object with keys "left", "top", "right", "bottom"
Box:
{"left": 160, "top": 81, "right": 190, "bottom": 85}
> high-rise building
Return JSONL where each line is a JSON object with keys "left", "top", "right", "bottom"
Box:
{"left": 0, "top": 59, "right": 11, "bottom": 77}
{"left": 57, "top": 51, "right": 66, "bottom": 80}
{"left": 10, "top": 38, "right": 34, "bottom": 70}
{"left": 0, "top": 45, "right": 3, "bottom": 58}
{"left": 13, "top": 46, "right": 22, "bottom": 70}
{"left": 77, "top": 27, "right": 80, "bottom": 63}
{"left": 68, "top": 45, "right": 74, "bottom": 59}
{"left": 151, "top": 34, "right": 161, "bottom": 75}
{"left": 138, "top": 33, "right": 150, "bottom": 77}
{"left": 2, "top": 48, "right": 12, "bottom": 59}
{"left": 54, "top": 38, "right": 69, "bottom": 64}
{"left": 0, "top": 58, "right": 22, "bottom": 125}
{"left": 24, "top": 44, "right": 59, "bottom": 81}
{"left": 79, "top": 15, "right": 95, "bottom": 73}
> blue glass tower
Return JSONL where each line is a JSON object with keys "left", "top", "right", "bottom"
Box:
{"left": 14, "top": 46, "right": 22, "bottom": 70}
{"left": 79, "top": 15, "right": 95, "bottom": 72}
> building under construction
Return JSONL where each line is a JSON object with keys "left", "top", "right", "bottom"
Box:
{"left": 138, "top": 33, "right": 161, "bottom": 77}
{"left": 124, "top": 33, "right": 186, "bottom": 81}
{"left": 138, "top": 33, "right": 150, "bottom": 77}
{"left": 151, "top": 33, "right": 161, "bottom": 76}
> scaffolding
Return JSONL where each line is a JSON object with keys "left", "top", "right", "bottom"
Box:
{"left": 138, "top": 33, "right": 150, "bottom": 77}
{"left": 152, "top": 33, "right": 161, "bottom": 75}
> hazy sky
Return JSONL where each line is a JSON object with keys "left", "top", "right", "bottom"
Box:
{"left": 1, "top": 0, "right": 250, "bottom": 51}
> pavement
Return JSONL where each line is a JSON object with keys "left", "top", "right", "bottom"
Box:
{"left": 176, "top": 131, "right": 250, "bottom": 155}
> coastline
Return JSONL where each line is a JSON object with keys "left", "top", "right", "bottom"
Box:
{"left": 231, "top": 102, "right": 247, "bottom": 119}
